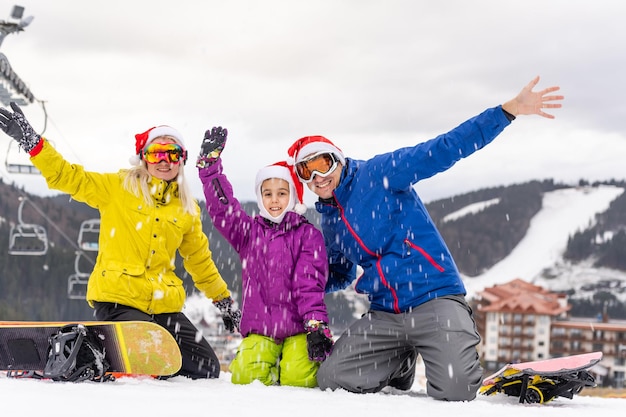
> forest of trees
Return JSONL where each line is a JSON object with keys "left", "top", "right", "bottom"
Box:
{"left": 564, "top": 181, "right": 626, "bottom": 270}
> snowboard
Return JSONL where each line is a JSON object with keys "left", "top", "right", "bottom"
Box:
{"left": 479, "top": 351, "right": 602, "bottom": 404}
{"left": 0, "top": 321, "right": 182, "bottom": 380}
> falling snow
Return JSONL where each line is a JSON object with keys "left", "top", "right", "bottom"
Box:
{"left": 2, "top": 186, "right": 625, "bottom": 414}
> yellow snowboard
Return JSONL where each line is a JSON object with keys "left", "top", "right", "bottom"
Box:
{"left": 0, "top": 321, "right": 182, "bottom": 379}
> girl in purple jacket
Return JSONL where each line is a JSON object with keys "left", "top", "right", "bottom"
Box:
{"left": 197, "top": 127, "right": 333, "bottom": 387}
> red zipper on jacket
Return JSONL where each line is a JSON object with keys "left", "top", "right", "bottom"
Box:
{"left": 335, "top": 197, "right": 401, "bottom": 313}
{"left": 403, "top": 239, "right": 445, "bottom": 272}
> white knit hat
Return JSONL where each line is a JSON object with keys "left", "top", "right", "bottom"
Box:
{"left": 130, "top": 125, "right": 186, "bottom": 166}
{"left": 255, "top": 161, "right": 306, "bottom": 223}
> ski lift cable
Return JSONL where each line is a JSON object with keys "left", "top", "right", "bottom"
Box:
{"left": 17, "top": 195, "right": 96, "bottom": 265}
{"left": 3, "top": 95, "right": 88, "bottom": 170}
{"left": 7, "top": 93, "right": 85, "bottom": 168}
{"left": 38, "top": 105, "right": 87, "bottom": 167}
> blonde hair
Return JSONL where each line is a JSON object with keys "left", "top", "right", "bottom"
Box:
{"left": 122, "top": 140, "right": 198, "bottom": 215}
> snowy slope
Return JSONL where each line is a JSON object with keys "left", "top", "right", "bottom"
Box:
{"left": 463, "top": 185, "right": 625, "bottom": 297}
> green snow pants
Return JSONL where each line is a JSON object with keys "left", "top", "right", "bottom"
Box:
{"left": 230, "top": 333, "right": 320, "bottom": 387}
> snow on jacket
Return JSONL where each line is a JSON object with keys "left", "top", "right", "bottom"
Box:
{"left": 199, "top": 160, "right": 329, "bottom": 342}
{"left": 319, "top": 106, "right": 512, "bottom": 313}
{"left": 30, "top": 140, "right": 229, "bottom": 314}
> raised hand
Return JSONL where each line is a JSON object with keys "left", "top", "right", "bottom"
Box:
{"left": 502, "top": 76, "right": 564, "bottom": 119}
{"left": 196, "top": 126, "right": 228, "bottom": 168}
{"left": 0, "top": 102, "right": 41, "bottom": 152}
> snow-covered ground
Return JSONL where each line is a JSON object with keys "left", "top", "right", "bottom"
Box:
{"left": 2, "top": 185, "right": 626, "bottom": 414}
{"left": 0, "top": 370, "right": 622, "bottom": 416}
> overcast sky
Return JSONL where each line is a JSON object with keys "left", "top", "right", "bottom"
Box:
{"left": 1, "top": 1, "right": 625, "bottom": 206}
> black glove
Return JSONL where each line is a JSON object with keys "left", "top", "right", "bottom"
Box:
{"left": 0, "top": 102, "right": 41, "bottom": 152}
{"left": 305, "top": 320, "right": 334, "bottom": 362}
{"left": 196, "top": 126, "right": 228, "bottom": 168}
{"left": 213, "top": 296, "right": 241, "bottom": 333}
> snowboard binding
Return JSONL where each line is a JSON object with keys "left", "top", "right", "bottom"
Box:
{"left": 6, "top": 370, "right": 45, "bottom": 379}
{"left": 43, "top": 324, "right": 112, "bottom": 382}
{"left": 480, "top": 367, "right": 597, "bottom": 404}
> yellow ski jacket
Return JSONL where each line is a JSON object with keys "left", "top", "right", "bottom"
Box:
{"left": 30, "top": 140, "right": 229, "bottom": 314}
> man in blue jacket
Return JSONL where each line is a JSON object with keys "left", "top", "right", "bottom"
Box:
{"left": 286, "top": 76, "right": 563, "bottom": 401}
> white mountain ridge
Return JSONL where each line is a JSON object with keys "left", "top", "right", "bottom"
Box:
{"left": 460, "top": 185, "right": 626, "bottom": 299}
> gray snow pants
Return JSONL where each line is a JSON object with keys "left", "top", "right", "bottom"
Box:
{"left": 317, "top": 295, "right": 483, "bottom": 401}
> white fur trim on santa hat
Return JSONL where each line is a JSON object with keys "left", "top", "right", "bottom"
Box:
{"left": 293, "top": 203, "right": 307, "bottom": 215}
{"left": 255, "top": 164, "right": 306, "bottom": 223}
{"left": 129, "top": 155, "right": 141, "bottom": 166}
{"left": 148, "top": 126, "right": 186, "bottom": 148}
{"left": 294, "top": 142, "right": 345, "bottom": 165}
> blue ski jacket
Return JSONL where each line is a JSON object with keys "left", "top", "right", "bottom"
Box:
{"left": 317, "top": 106, "right": 512, "bottom": 313}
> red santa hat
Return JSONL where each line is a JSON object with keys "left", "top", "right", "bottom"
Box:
{"left": 130, "top": 125, "right": 186, "bottom": 166}
{"left": 287, "top": 135, "right": 345, "bottom": 166}
{"left": 255, "top": 161, "right": 306, "bottom": 219}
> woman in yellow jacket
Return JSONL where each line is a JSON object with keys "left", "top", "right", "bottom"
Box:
{"left": 0, "top": 102, "right": 241, "bottom": 379}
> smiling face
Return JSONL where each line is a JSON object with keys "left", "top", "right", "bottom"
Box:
{"left": 145, "top": 137, "right": 181, "bottom": 182}
{"left": 305, "top": 161, "right": 343, "bottom": 199}
{"left": 261, "top": 178, "right": 291, "bottom": 218}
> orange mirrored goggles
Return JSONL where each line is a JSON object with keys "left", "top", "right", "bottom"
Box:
{"left": 142, "top": 143, "right": 187, "bottom": 164}
{"left": 295, "top": 152, "right": 338, "bottom": 183}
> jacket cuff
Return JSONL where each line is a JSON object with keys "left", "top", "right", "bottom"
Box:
{"left": 212, "top": 288, "right": 231, "bottom": 302}
{"left": 501, "top": 107, "right": 516, "bottom": 122}
{"left": 28, "top": 138, "right": 45, "bottom": 156}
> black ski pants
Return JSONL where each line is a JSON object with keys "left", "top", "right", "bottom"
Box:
{"left": 93, "top": 302, "right": 221, "bottom": 379}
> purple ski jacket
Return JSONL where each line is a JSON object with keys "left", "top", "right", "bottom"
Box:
{"left": 199, "top": 160, "right": 330, "bottom": 342}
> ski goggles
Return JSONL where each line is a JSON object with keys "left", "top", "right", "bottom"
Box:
{"left": 295, "top": 152, "right": 339, "bottom": 183}
{"left": 142, "top": 143, "right": 187, "bottom": 164}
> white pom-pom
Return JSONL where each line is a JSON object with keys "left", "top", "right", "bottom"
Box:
{"left": 286, "top": 155, "right": 296, "bottom": 165}
{"left": 129, "top": 155, "right": 141, "bottom": 166}
{"left": 294, "top": 203, "right": 307, "bottom": 215}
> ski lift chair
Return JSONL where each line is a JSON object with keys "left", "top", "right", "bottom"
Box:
{"left": 67, "top": 251, "right": 95, "bottom": 300}
{"left": 7, "top": 222, "right": 48, "bottom": 255}
{"left": 4, "top": 140, "right": 40, "bottom": 174}
{"left": 7, "top": 197, "right": 49, "bottom": 255}
{"left": 77, "top": 219, "right": 100, "bottom": 251}
{"left": 67, "top": 273, "right": 89, "bottom": 300}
